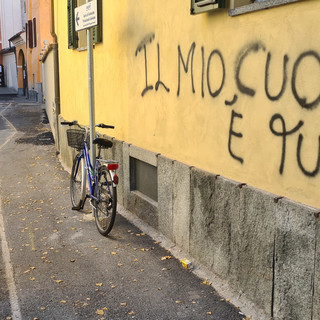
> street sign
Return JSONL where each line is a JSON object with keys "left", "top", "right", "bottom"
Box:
{"left": 75, "top": 0, "right": 98, "bottom": 32}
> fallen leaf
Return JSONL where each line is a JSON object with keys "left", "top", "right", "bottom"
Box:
{"left": 60, "top": 300, "right": 67, "bottom": 304}
{"left": 121, "top": 302, "right": 127, "bottom": 307}
{"left": 29, "top": 277, "right": 35, "bottom": 281}
{"left": 128, "top": 311, "right": 135, "bottom": 315}
{"left": 96, "top": 309, "right": 104, "bottom": 315}
{"left": 55, "top": 280, "right": 63, "bottom": 283}
{"left": 161, "top": 256, "right": 172, "bottom": 261}
{"left": 96, "top": 283, "right": 103, "bottom": 287}
{"left": 207, "top": 311, "right": 212, "bottom": 315}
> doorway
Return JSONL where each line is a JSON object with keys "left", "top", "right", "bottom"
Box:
{"left": 17, "top": 49, "right": 28, "bottom": 96}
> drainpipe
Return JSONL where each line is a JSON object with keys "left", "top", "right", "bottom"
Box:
{"left": 50, "top": 0, "right": 61, "bottom": 154}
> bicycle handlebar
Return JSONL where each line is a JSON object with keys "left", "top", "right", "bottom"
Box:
{"left": 96, "top": 123, "right": 114, "bottom": 129}
{"left": 61, "top": 121, "right": 115, "bottom": 129}
{"left": 61, "top": 120, "right": 78, "bottom": 126}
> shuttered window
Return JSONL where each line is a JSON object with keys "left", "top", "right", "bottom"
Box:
{"left": 32, "top": 18, "right": 37, "bottom": 48}
{"left": 27, "top": 18, "right": 37, "bottom": 48}
{"left": 67, "top": 0, "right": 102, "bottom": 50}
{"left": 28, "top": 20, "right": 33, "bottom": 48}
{"left": 190, "top": 0, "right": 225, "bottom": 15}
{"left": 229, "top": 0, "right": 300, "bottom": 16}
{"left": 92, "top": 0, "right": 102, "bottom": 44}
{"left": 67, "top": 0, "right": 77, "bottom": 49}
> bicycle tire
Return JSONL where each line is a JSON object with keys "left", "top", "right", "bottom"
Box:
{"left": 93, "top": 166, "right": 117, "bottom": 236}
{"left": 70, "top": 153, "right": 86, "bottom": 209}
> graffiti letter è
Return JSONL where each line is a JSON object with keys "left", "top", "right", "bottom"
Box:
{"left": 228, "top": 110, "right": 244, "bottom": 164}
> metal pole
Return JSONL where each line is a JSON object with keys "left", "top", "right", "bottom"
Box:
{"left": 87, "top": 26, "right": 95, "bottom": 168}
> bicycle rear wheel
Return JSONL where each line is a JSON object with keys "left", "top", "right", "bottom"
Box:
{"left": 70, "top": 153, "right": 86, "bottom": 209}
{"left": 93, "top": 166, "right": 117, "bottom": 236}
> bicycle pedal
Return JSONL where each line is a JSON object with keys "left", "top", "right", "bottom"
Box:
{"left": 72, "top": 206, "right": 81, "bottom": 210}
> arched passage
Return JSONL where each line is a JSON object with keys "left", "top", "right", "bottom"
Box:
{"left": 17, "top": 49, "right": 28, "bottom": 96}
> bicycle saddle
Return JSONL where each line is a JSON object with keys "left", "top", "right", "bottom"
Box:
{"left": 93, "top": 138, "right": 113, "bottom": 149}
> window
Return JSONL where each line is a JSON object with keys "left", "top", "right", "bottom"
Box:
{"left": 27, "top": 18, "right": 37, "bottom": 48}
{"left": 130, "top": 157, "right": 158, "bottom": 202}
{"left": 229, "top": 0, "right": 300, "bottom": 16}
{"left": 190, "top": 0, "right": 225, "bottom": 15}
{"left": 67, "top": 0, "right": 102, "bottom": 49}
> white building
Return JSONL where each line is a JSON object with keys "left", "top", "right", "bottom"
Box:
{"left": 0, "top": 0, "right": 26, "bottom": 90}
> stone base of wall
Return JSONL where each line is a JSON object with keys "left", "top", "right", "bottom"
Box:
{"left": 58, "top": 119, "right": 320, "bottom": 320}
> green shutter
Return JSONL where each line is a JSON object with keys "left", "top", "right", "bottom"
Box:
{"left": 191, "top": 0, "right": 225, "bottom": 15}
{"left": 93, "top": 0, "right": 102, "bottom": 44}
{"left": 67, "top": 0, "right": 77, "bottom": 49}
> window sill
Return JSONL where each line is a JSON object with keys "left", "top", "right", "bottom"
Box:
{"left": 229, "top": 0, "right": 300, "bottom": 16}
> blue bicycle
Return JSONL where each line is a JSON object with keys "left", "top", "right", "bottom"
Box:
{"left": 61, "top": 120, "right": 119, "bottom": 236}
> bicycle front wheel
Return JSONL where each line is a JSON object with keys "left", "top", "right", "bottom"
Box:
{"left": 70, "top": 153, "right": 86, "bottom": 209}
{"left": 93, "top": 166, "right": 117, "bottom": 236}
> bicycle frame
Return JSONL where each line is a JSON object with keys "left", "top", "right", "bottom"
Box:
{"left": 74, "top": 138, "right": 115, "bottom": 205}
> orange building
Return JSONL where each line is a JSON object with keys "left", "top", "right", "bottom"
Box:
{"left": 22, "top": 0, "right": 52, "bottom": 100}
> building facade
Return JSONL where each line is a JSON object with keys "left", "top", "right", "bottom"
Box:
{"left": 0, "top": 0, "right": 52, "bottom": 99}
{"left": 24, "top": 0, "right": 52, "bottom": 101}
{"left": 0, "top": 0, "right": 26, "bottom": 90}
{"left": 44, "top": 1, "right": 320, "bottom": 319}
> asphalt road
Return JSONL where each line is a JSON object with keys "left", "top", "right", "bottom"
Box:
{"left": 0, "top": 98, "right": 246, "bottom": 320}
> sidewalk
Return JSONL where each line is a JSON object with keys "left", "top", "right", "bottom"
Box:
{"left": 0, "top": 98, "right": 247, "bottom": 319}
{"left": 0, "top": 86, "right": 18, "bottom": 98}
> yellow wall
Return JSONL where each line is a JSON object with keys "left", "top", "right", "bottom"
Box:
{"left": 56, "top": 0, "right": 320, "bottom": 208}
